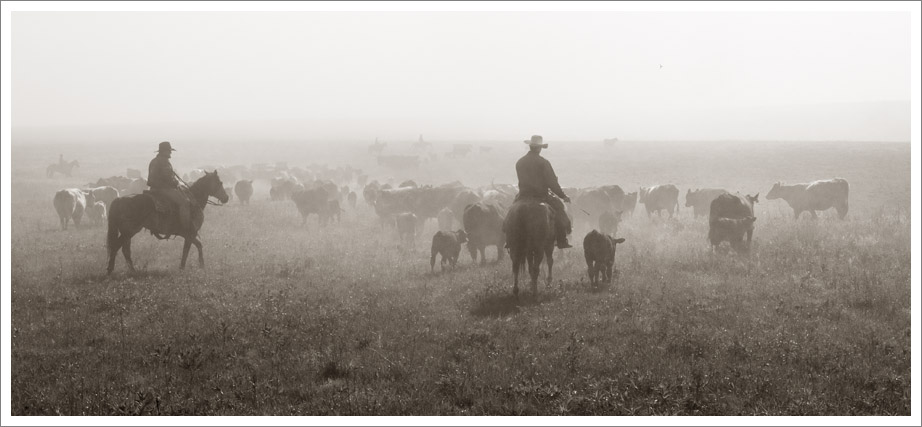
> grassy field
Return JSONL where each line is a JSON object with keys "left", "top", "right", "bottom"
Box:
{"left": 9, "top": 140, "right": 911, "bottom": 415}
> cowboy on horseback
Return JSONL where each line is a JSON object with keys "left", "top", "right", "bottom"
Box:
{"left": 510, "top": 135, "right": 573, "bottom": 249}
{"left": 148, "top": 141, "right": 194, "bottom": 234}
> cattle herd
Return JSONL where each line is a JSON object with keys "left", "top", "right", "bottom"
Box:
{"left": 48, "top": 157, "right": 850, "bottom": 290}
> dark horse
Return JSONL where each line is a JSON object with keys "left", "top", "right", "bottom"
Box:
{"left": 47, "top": 160, "right": 80, "bottom": 178}
{"left": 106, "top": 171, "right": 229, "bottom": 274}
{"left": 503, "top": 197, "right": 556, "bottom": 296}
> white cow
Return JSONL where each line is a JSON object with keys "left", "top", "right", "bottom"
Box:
{"left": 86, "top": 201, "right": 108, "bottom": 226}
{"left": 85, "top": 186, "right": 119, "bottom": 210}
{"left": 53, "top": 188, "right": 91, "bottom": 230}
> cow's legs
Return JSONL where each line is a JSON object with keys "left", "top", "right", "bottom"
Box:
{"left": 837, "top": 202, "right": 849, "bottom": 219}
{"left": 60, "top": 215, "right": 66, "bottom": 231}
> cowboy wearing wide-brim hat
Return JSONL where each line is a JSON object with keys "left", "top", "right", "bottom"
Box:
{"left": 148, "top": 141, "right": 194, "bottom": 233}
{"left": 510, "top": 135, "right": 573, "bottom": 249}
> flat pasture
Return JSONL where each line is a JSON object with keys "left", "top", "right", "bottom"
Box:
{"left": 10, "top": 140, "right": 911, "bottom": 415}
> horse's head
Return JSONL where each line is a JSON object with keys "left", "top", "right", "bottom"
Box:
{"left": 195, "top": 170, "right": 229, "bottom": 204}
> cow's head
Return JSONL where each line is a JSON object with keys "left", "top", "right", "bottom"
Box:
{"left": 81, "top": 189, "right": 96, "bottom": 205}
{"left": 455, "top": 229, "right": 468, "bottom": 244}
{"left": 638, "top": 187, "right": 650, "bottom": 202}
{"left": 766, "top": 183, "right": 782, "bottom": 200}
{"left": 742, "top": 216, "right": 757, "bottom": 228}
{"left": 746, "top": 193, "right": 760, "bottom": 205}
{"left": 685, "top": 189, "right": 697, "bottom": 207}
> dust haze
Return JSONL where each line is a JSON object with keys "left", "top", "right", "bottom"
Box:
{"left": 12, "top": 11, "right": 911, "bottom": 144}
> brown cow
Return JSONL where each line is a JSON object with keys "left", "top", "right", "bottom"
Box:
{"left": 430, "top": 230, "right": 468, "bottom": 272}
{"left": 621, "top": 192, "right": 638, "bottom": 217}
{"left": 639, "top": 184, "right": 679, "bottom": 218}
{"left": 686, "top": 188, "right": 728, "bottom": 218}
{"left": 395, "top": 212, "right": 419, "bottom": 246}
{"left": 766, "top": 178, "right": 849, "bottom": 219}
{"left": 583, "top": 230, "right": 626, "bottom": 287}
{"left": 234, "top": 180, "right": 254, "bottom": 205}
{"left": 291, "top": 187, "right": 329, "bottom": 225}
{"left": 462, "top": 202, "right": 505, "bottom": 265}
{"left": 708, "top": 193, "right": 758, "bottom": 253}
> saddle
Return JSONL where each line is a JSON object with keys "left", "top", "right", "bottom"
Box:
{"left": 144, "top": 190, "right": 173, "bottom": 214}
{"left": 143, "top": 189, "right": 201, "bottom": 239}
{"left": 503, "top": 196, "right": 555, "bottom": 234}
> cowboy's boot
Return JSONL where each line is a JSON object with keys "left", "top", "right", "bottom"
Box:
{"left": 556, "top": 229, "right": 572, "bottom": 249}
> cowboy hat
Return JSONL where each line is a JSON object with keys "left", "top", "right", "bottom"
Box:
{"left": 523, "top": 135, "right": 548, "bottom": 148}
{"left": 156, "top": 141, "right": 176, "bottom": 152}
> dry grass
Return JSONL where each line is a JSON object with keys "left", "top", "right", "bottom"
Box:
{"left": 10, "top": 140, "right": 911, "bottom": 415}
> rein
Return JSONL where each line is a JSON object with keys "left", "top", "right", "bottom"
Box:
{"left": 175, "top": 171, "right": 225, "bottom": 207}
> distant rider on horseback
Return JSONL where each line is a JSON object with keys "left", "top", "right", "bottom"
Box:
{"left": 148, "top": 141, "right": 194, "bottom": 234}
{"left": 508, "top": 135, "right": 573, "bottom": 249}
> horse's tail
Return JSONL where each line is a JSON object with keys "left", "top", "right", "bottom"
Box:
{"left": 107, "top": 198, "right": 122, "bottom": 250}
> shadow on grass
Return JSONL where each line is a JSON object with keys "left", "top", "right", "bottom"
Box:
{"left": 74, "top": 268, "right": 177, "bottom": 285}
{"left": 470, "top": 288, "right": 562, "bottom": 318}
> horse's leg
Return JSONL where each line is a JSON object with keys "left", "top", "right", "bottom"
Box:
{"left": 479, "top": 247, "right": 486, "bottom": 266}
{"left": 121, "top": 236, "right": 136, "bottom": 272}
{"left": 545, "top": 248, "right": 554, "bottom": 288}
{"left": 587, "top": 260, "right": 594, "bottom": 285}
{"left": 107, "top": 236, "right": 122, "bottom": 274}
{"left": 192, "top": 237, "right": 205, "bottom": 268}
{"left": 530, "top": 251, "right": 542, "bottom": 296}
{"left": 511, "top": 250, "right": 520, "bottom": 297}
{"left": 181, "top": 239, "right": 192, "bottom": 270}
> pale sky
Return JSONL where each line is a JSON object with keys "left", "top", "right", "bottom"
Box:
{"left": 11, "top": 11, "right": 912, "bottom": 141}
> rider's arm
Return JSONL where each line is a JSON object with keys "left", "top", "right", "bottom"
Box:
{"left": 543, "top": 161, "right": 567, "bottom": 200}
